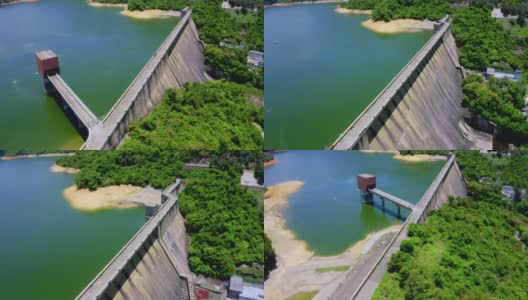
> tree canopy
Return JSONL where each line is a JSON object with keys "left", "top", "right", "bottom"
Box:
{"left": 121, "top": 81, "right": 263, "bottom": 150}
{"left": 374, "top": 197, "right": 528, "bottom": 300}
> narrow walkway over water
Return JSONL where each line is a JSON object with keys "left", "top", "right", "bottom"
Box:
{"left": 369, "top": 188, "right": 415, "bottom": 211}
{"left": 48, "top": 75, "right": 101, "bottom": 129}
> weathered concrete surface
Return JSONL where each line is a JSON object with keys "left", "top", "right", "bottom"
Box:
{"left": 342, "top": 155, "right": 466, "bottom": 300}
{"left": 82, "top": 8, "right": 207, "bottom": 150}
{"left": 76, "top": 179, "right": 192, "bottom": 300}
{"left": 331, "top": 18, "right": 492, "bottom": 150}
{"left": 48, "top": 74, "right": 101, "bottom": 139}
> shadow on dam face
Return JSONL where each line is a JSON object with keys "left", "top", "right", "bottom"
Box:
{"left": 331, "top": 18, "right": 493, "bottom": 151}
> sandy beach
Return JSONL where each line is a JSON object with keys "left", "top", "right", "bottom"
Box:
{"left": 120, "top": 9, "right": 181, "bottom": 19}
{"left": 393, "top": 153, "right": 448, "bottom": 162}
{"left": 63, "top": 185, "right": 162, "bottom": 211}
{"left": 359, "top": 150, "right": 447, "bottom": 162}
{"left": 86, "top": 0, "right": 126, "bottom": 8}
{"left": 264, "top": 180, "right": 402, "bottom": 300}
{"left": 264, "top": 157, "right": 279, "bottom": 168}
{"left": 335, "top": 7, "right": 371, "bottom": 14}
{"left": 50, "top": 164, "right": 80, "bottom": 174}
{"left": 86, "top": 0, "right": 180, "bottom": 19}
{"left": 362, "top": 18, "right": 435, "bottom": 33}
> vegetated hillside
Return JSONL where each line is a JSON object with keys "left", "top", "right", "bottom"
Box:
{"left": 373, "top": 198, "right": 528, "bottom": 300}
{"left": 461, "top": 74, "right": 528, "bottom": 144}
{"left": 121, "top": 81, "right": 263, "bottom": 150}
{"left": 374, "top": 151, "right": 528, "bottom": 299}
{"left": 57, "top": 151, "right": 265, "bottom": 280}
{"left": 179, "top": 168, "right": 264, "bottom": 279}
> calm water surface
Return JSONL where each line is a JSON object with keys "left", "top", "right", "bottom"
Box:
{"left": 265, "top": 4, "right": 432, "bottom": 149}
{"left": 264, "top": 151, "right": 444, "bottom": 255}
{"left": 0, "top": 157, "right": 144, "bottom": 299}
{"left": 0, "top": 0, "right": 176, "bottom": 149}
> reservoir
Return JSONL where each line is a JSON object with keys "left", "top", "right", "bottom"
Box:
{"left": 0, "top": 0, "right": 176, "bottom": 149}
{"left": 0, "top": 157, "right": 144, "bottom": 299}
{"left": 264, "top": 151, "right": 444, "bottom": 255}
{"left": 264, "top": 4, "right": 432, "bottom": 149}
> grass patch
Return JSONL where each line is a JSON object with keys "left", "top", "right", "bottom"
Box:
{"left": 314, "top": 266, "right": 350, "bottom": 273}
{"left": 287, "top": 291, "right": 319, "bottom": 300}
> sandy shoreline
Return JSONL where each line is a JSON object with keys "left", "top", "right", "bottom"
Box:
{"left": 1, "top": 153, "right": 74, "bottom": 161}
{"left": 362, "top": 18, "right": 435, "bottom": 33}
{"left": 50, "top": 164, "right": 80, "bottom": 174}
{"left": 264, "top": 157, "right": 279, "bottom": 168}
{"left": 335, "top": 7, "right": 371, "bottom": 14}
{"left": 393, "top": 153, "right": 448, "bottom": 162}
{"left": 360, "top": 150, "right": 447, "bottom": 162}
{"left": 264, "top": 180, "right": 402, "bottom": 299}
{"left": 63, "top": 184, "right": 162, "bottom": 211}
{"left": 86, "top": 0, "right": 180, "bottom": 19}
{"left": 0, "top": 0, "right": 39, "bottom": 6}
{"left": 120, "top": 9, "right": 181, "bottom": 19}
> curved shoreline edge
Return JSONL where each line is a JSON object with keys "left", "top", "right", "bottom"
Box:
{"left": 0, "top": 0, "right": 39, "bottom": 6}
{"left": 360, "top": 150, "right": 448, "bottom": 162}
{"left": 0, "top": 153, "right": 74, "bottom": 161}
{"left": 86, "top": 0, "right": 181, "bottom": 19}
{"left": 264, "top": 180, "right": 403, "bottom": 299}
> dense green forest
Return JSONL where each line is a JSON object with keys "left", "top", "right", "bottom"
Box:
{"left": 462, "top": 74, "right": 528, "bottom": 143}
{"left": 373, "top": 197, "right": 528, "bottom": 299}
{"left": 374, "top": 151, "right": 528, "bottom": 299}
{"left": 121, "top": 81, "right": 263, "bottom": 150}
{"left": 57, "top": 151, "right": 264, "bottom": 279}
{"left": 179, "top": 168, "right": 263, "bottom": 279}
{"left": 193, "top": 0, "right": 264, "bottom": 88}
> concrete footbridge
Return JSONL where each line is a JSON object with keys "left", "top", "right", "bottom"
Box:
{"left": 357, "top": 174, "right": 415, "bottom": 217}
{"left": 35, "top": 7, "right": 208, "bottom": 149}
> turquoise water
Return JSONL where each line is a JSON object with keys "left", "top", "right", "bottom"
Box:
{"left": 0, "top": 157, "right": 145, "bottom": 299}
{"left": 264, "top": 151, "right": 445, "bottom": 255}
{"left": 0, "top": 0, "right": 176, "bottom": 149}
{"left": 264, "top": 4, "right": 432, "bottom": 149}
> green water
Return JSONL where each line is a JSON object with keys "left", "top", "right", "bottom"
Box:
{"left": 264, "top": 4, "right": 432, "bottom": 149}
{"left": 0, "top": 0, "right": 176, "bottom": 150}
{"left": 264, "top": 151, "right": 444, "bottom": 255}
{"left": 0, "top": 157, "right": 145, "bottom": 299}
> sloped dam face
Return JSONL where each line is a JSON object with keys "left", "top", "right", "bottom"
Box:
{"left": 332, "top": 23, "right": 492, "bottom": 150}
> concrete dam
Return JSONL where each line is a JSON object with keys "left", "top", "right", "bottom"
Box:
{"left": 36, "top": 7, "right": 208, "bottom": 150}
{"left": 331, "top": 154, "right": 467, "bottom": 300}
{"left": 330, "top": 17, "right": 492, "bottom": 150}
{"left": 76, "top": 180, "right": 193, "bottom": 300}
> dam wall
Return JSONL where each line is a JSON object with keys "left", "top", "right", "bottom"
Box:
{"left": 331, "top": 18, "right": 492, "bottom": 150}
{"left": 77, "top": 7, "right": 208, "bottom": 150}
{"left": 76, "top": 179, "right": 193, "bottom": 300}
{"left": 350, "top": 154, "right": 466, "bottom": 299}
